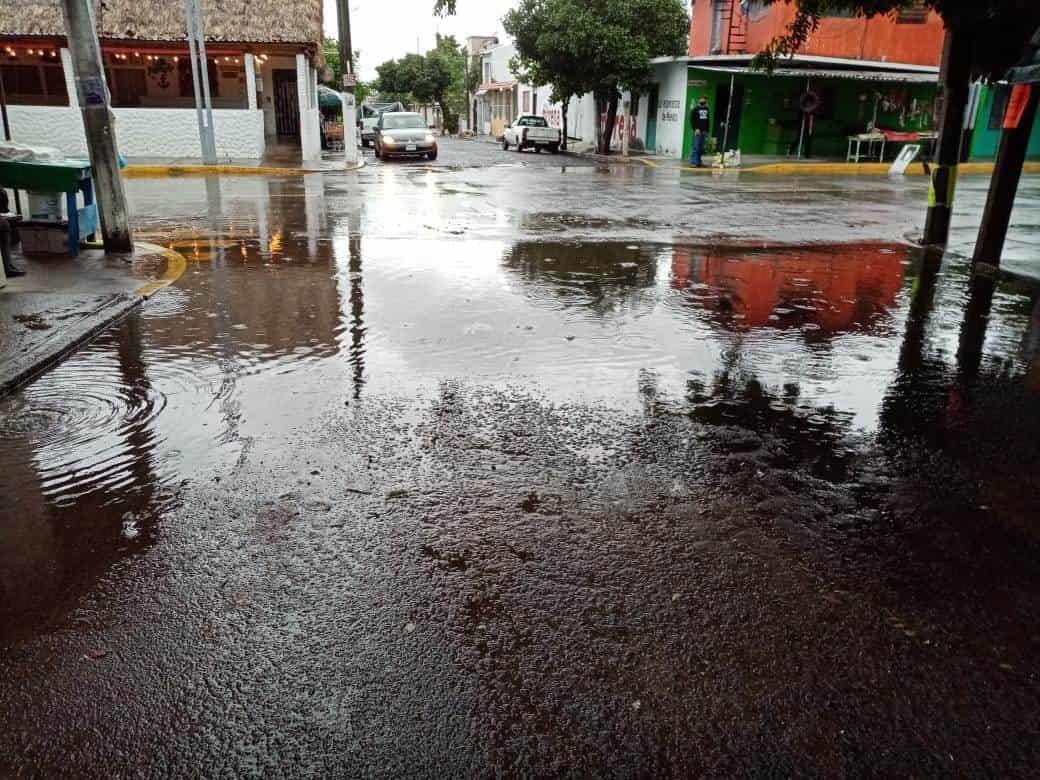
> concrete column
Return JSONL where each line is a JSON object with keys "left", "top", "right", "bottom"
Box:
{"left": 296, "top": 53, "right": 320, "bottom": 161}
{"left": 61, "top": 0, "right": 133, "bottom": 252}
{"left": 60, "top": 48, "right": 78, "bottom": 108}
{"left": 245, "top": 54, "right": 258, "bottom": 110}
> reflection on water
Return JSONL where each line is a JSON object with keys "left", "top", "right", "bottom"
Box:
{"left": 671, "top": 243, "right": 905, "bottom": 334}
{"left": 0, "top": 318, "right": 167, "bottom": 638}
{"left": 3, "top": 174, "right": 1040, "bottom": 636}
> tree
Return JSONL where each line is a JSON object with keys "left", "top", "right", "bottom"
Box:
{"left": 374, "top": 54, "right": 423, "bottom": 105}
{"left": 373, "top": 36, "right": 467, "bottom": 133}
{"left": 419, "top": 35, "right": 468, "bottom": 134}
{"left": 505, "top": 2, "right": 589, "bottom": 151}
{"left": 503, "top": 0, "right": 688, "bottom": 155}
{"left": 465, "top": 57, "right": 483, "bottom": 132}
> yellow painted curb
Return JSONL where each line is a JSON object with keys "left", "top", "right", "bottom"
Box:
{"left": 739, "top": 161, "right": 1040, "bottom": 176}
{"left": 134, "top": 242, "right": 187, "bottom": 297}
{"left": 124, "top": 164, "right": 320, "bottom": 178}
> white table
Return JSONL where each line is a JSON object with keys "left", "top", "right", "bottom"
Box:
{"left": 847, "top": 133, "right": 887, "bottom": 163}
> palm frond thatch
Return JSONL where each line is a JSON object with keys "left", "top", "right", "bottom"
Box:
{"left": 1, "top": 0, "right": 322, "bottom": 46}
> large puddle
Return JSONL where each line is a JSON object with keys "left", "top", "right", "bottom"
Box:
{"left": 2, "top": 177, "right": 1039, "bottom": 638}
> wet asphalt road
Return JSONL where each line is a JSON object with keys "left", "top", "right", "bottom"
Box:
{"left": 2, "top": 140, "right": 1040, "bottom": 776}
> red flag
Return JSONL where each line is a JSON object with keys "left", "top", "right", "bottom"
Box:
{"left": 1004, "top": 84, "right": 1033, "bottom": 130}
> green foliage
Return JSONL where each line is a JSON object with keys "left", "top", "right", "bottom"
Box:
{"left": 465, "top": 57, "right": 483, "bottom": 95}
{"left": 503, "top": 0, "right": 689, "bottom": 152}
{"left": 373, "top": 35, "right": 467, "bottom": 132}
{"left": 755, "top": 1, "right": 1040, "bottom": 79}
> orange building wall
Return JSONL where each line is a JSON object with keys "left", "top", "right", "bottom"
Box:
{"left": 689, "top": 1, "right": 944, "bottom": 67}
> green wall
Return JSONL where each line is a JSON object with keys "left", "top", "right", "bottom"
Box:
{"left": 969, "top": 84, "right": 1040, "bottom": 161}
{"left": 683, "top": 70, "right": 724, "bottom": 161}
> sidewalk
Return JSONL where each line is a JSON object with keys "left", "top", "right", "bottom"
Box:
{"left": 464, "top": 134, "right": 1040, "bottom": 176}
{"left": 0, "top": 242, "right": 184, "bottom": 395}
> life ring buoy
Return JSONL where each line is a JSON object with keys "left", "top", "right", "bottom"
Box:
{"left": 799, "top": 90, "right": 821, "bottom": 114}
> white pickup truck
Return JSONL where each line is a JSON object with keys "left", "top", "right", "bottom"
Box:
{"left": 502, "top": 115, "right": 561, "bottom": 154}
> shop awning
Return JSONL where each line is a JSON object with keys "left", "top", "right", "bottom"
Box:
{"left": 692, "top": 65, "right": 938, "bottom": 84}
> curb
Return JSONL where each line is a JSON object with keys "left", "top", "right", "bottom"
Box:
{"left": 0, "top": 243, "right": 188, "bottom": 398}
{"left": 699, "top": 161, "right": 1040, "bottom": 176}
{"left": 123, "top": 164, "right": 322, "bottom": 178}
{"left": 0, "top": 292, "right": 142, "bottom": 397}
{"left": 124, "top": 158, "right": 366, "bottom": 178}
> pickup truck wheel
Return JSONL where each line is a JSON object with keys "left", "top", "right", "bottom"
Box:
{"left": 549, "top": 144, "right": 559, "bottom": 154}
{"left": 502, "top": 139, "right": 509, "bottom": 151}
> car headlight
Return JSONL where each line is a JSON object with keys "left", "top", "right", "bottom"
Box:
{"left": 425, "top": 134, "right": 435, "bottom": 144}
{"left": 383, "top": 135, "right": 396, "bottom": 145}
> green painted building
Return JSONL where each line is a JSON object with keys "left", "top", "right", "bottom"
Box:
{"left": 968, "top": 84, "right": 1040, "bottom": 161}
{"left": 677, "top": 63, "right": 1040, "bottom": 163}
{"left": 680, "top": 64, "right": 939, "bottom": 162}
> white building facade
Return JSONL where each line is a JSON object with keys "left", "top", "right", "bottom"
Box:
{"left": 474, "top": 41, "right": 691, "bottom": 158}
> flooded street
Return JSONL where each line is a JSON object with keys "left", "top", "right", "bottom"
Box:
{"left": 3, "top": 148, "right": 1040, "bottom": 775}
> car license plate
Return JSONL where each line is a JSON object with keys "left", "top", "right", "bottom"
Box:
{"left": 406, "top": 144, "right": 417, "bottom": 151}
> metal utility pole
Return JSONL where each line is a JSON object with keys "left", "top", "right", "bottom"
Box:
{"left": 970, "top": 27, "right": 1040, "bottom": 272}
{"left": 185, "top": 0, "right": 217, "bottom": 163}
{"left": 922, "top": 28, "right": 973, "bottom": 247}
{"left": 972, "top": 86, "right": 1040, "bottom": 272}
{"left": 61, "top": 0, "right": 133, "bottom": 253}
{"left": 0, "top": 68, "right": 11, "bottom": 142}
{"left": 721, "top": 72, "right": 736, "bottom": 167}
{"left": 336, "top": 0, "right": 359, "bottom": 167}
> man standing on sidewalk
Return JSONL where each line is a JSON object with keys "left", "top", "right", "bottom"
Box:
{"left": 690, "top": 96, "right": 710, "bottom": 168}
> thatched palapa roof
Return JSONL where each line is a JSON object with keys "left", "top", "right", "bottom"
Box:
{"left": 1, "top": 0, "right": 322, "bottom": 47}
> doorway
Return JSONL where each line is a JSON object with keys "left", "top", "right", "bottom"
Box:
{"left": 715, "top": 81, "right": 744, "bottom": 152}
{"left": 645, "top": 86, "right": 659, "bottom": 152}
{"left": 273, "top": 70, "right": 299, "bottom": 137}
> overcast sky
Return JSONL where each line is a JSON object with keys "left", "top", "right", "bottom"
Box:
{"left": 322, "top": 0, "right": 518, "bottom": 80}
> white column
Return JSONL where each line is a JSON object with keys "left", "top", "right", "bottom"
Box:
{"left": 60, "top": 48, "right": 78, "bottom": 108}
{"left": 296, "top": 53, "right": 320, "bottom": 161}
{"left": 244, "top": 53, "right": 258, "bottom": 110}
{"left": 341, "top": 92, "right": 358, "bottom": 167}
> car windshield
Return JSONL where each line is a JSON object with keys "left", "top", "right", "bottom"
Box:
{"left": 382, "top": 114, "right": 426, "bottom": 130}
{"left": 518, "top": 117, "right": 548, "bottom": 127}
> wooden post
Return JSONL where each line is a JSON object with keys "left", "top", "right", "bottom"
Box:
{"left": 61, "top": 0, "right": 133, "bottom": 253}
{"left": 971, "top": 84, "right": 1040, "bottom": 272}
{"left": 922, "top": 28, "right": 973, "bottom": 247}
